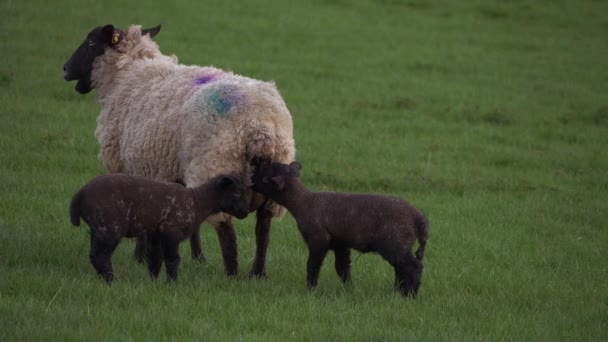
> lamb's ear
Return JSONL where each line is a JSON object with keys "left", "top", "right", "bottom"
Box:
{"left": 250, "top": 157, "right": 271, "bottom": 168}
{"left": 142, "top": 25, "right": 161, "bottom": 38}
{"left": 271, "top": 176, "right": 286, "bottom": 191}
{"left": 289, "top": 161, "right": 302, "bottom": 177}
{"left": 217, "top": 176, "right": 236, "bottom": 191}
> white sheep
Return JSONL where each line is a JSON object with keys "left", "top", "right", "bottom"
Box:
{"left": 63, "top": 24, "right": 296, "bottom": 276}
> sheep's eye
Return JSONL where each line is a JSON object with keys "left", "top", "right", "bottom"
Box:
{"left": 262, "top": 177, "right": 269, "bottom": 183}
{"left": 88, "top": 40, "right": 95, "bottom": 47}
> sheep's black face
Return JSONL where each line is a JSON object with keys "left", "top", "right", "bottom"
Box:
{"left": 64, "top": 24, "right": 161, "bottom": 94}
{"left": 251, "top": 161, "right": 301, "bottom": 194}
{"left": 216, "top": 176, "right": 250, "bottom": 219}
{"left": 63, "top": 25, "right": 116, "bottom": 94}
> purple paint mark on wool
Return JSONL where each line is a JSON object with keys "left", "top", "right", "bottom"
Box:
{"left": 210, "top": 86, "right": 246, "bottom": 115}
{"left": 194, "top": 72, "right": 222, "bottom": 86}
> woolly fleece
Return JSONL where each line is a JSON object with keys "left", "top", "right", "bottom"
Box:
{"left": 91, "top": 25, "right": 296, "bottom": 221}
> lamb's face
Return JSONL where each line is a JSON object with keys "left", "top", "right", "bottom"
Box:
{"left": 63, "top": 25, "right": 116, "bottom": 94}
{"left": 216, "top": 176, "right": 250, "bottom": 220}
{"left": 251, "top": 161, "right": 301, "bottom": 194}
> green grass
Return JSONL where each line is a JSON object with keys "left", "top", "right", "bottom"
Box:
{"left": 1, "top": 0, "right": 607, "bottom": 340}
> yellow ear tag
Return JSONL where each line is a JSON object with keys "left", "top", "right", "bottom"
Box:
{"left": 112, "top": 33, "right": 120, "bottom": 44}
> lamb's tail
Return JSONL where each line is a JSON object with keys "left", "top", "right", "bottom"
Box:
{"left": 69, "top": 189, "right": 83, "bottom": 227}
{"left": 414, "top": 213, "right": 429, "bottom": 261}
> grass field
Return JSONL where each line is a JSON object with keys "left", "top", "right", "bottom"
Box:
{"left": 1, "top": 0, "right": 607, "bottom": 340}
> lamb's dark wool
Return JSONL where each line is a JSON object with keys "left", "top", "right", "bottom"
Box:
{"left": 251, "top": 161, "right": 429, "bottom": 297}
{"left": 70, "top": 173, "right": 248, "bottom": 284}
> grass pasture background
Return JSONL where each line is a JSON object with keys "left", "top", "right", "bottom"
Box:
{"left": 1, "top": 0, "right": 607, "bottom": 340}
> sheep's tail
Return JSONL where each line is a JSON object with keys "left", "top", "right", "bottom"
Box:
{"left": 245, "top": 125, "right": 282, "bottom": 162}
{"left": 414, "top": 213, "right": 428, "bottom": 261}
{"left": 69, "top": 189, "right": 83, "bottom": 226}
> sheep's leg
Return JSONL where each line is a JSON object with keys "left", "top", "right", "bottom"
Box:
{"left": 89, "top": 236, "right": 119, "bottom": 284}
{"left": 162, "top": 238, "right": 181, "bottom": 283}
{"left": 249, "top": 206, "right": 272, "bottom": 278}
{"left": 334, "top": 247, "right": 352, "bottom": 284}
{"left": 306, "top": 244, "right": 329, "bottom": 289}
{"left": 146, "top": 234, "right": 164, "bottom": 280}
{"left": 133, "top": 234, "right": 147, "bottom": 264}
{"left": 189, "top": 227, "right": 205, "bottom": 262}
{"left": 214, "top": 219, "right": 238, "bottom": 276}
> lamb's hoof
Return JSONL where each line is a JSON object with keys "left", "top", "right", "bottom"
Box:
{"left": 306, "top": 282, "right": 318, "bottom": 290}
{"left": 398, "top": 289, "right": 417, "bottom": 298}
{"left": 191, "top": 253, "right": 206, "bottom": 263}
{"left": 224, "top": 269, "right": 238, "bottom": 278}
{"left": 248, "top": 270, "right": 268, "bottom": 279}
{"left": 134, "top": 255, "right": 146, "bottom": 265}
{"left": 341, "top": 279, "right": 353, "bottom": 287}
{"left": 101, "top": 274, "right": 114, "bottom": 285}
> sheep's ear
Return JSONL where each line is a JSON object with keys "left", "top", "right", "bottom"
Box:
{"left": 142, "top": 25, "right": 161, "bottom": 38}
{"left": 271, "top": 176, "right": 285, "bottom": 191}
{"left": 101, "top": 25, "right": 115, "bottom": 45}
{"left": 289, "top": 161, "right": 302, "bottom": 177}
{"left": 217, "top": 176, "right": 236, "bottom": 191}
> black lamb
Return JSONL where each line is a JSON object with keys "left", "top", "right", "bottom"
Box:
{"left": 251, "top": 161, "right": 428, "bottom": 296}
{"left": 70, "top": 173, "right": 249, "bottom": 284}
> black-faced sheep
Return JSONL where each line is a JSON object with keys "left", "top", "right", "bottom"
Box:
{"left": 63, "top": 24, "right": 296, "bottom": 277}
{"left": 251, "top": 161, "right": 429, "bottom": 297}
{"left": 70, "top": 173, "right": 249, "bottom": 284}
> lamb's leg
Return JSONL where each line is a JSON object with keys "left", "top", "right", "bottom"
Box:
{"left": 394, "top": 269, "right": 400, "bottom": 289}
{"left": 135, "top": 228, "right": 204, "bottom": 264}
{"left": 89, "top": 236, "right": 119, "bottom": 284}
{"left": 405, "top": 255, "right": 423, "bottom": 296}
{"left": 146, "top": 234, "right": 164, "bottom": 280}
{"left": 162, "top": 238, "right": 181, "bottom": 283}
{"left": 214, "top": 219, "right": 238, "bottom": 276}
{"left": 176, "top": 177, "right": 204, "bottom": 262}
{"left": 391, "top": 254, "right": 423, "bottom": 297}
{"left": 133, "top": 234, "right": 147, "bottom": 264}
{"left": 334, "top": 247, "right": 352, "bottom": 284}
{"left": 189, "top": 228, "right": 205, "bottom": 262}
{"left": 306, "top": 244, "right": 329, "bottom": 289}
{"left": 249, "top": 206, "right": 272, "bottom": 278}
